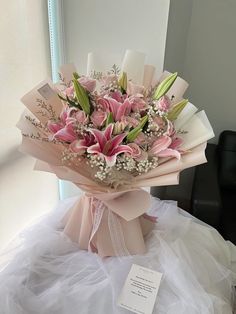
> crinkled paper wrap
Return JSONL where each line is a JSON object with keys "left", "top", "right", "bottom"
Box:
{"left": 17, "top": 55, "right": 213, "bottom": 257}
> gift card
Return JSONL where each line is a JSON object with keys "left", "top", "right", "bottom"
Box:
{"left": 118, "top": 264, "right": 162, "bottom": 314}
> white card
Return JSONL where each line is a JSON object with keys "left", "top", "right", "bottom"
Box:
{"left": 118, "top": 264, "right": 162, "bottom": 314}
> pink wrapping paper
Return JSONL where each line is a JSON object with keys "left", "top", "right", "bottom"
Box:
{"left": 61, "top": 190, "right": 153, "bottom": 257}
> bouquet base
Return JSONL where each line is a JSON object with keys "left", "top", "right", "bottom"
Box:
{"left": 62, "top": 193, "right": 155, "bottom": 257}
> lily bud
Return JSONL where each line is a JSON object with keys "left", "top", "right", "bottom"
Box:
{"left": 73, "top": 73, "right": 90, "bottom": 115}
{"left": 153, "top": 72, "right": 178, "bottom": 100}
{"left": 167, "top": 99, "right": 188, "bottom": 121}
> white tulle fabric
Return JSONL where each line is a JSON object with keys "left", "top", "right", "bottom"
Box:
{"left": 0, "top": 197, "right": 235, "bottom": 314}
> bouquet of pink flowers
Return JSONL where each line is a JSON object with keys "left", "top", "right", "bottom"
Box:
{"left": 49, "top": 70, "right": 186, "bottom": 185}
{"left": 17, "top": 50, "right": 214, "bottom": 257}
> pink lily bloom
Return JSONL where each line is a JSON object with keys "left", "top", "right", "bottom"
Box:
{"left": 97, "top": 98, "right": 110, "bottom": 112}
{"left": 129, "top": 95, "right": 148, "bottom": 112}
{"left": 91, "top": 110, "right": 107, "bottom": 127}
{"left": 110, "top": 90, "right": 124, "bottom": 103}
{"left": 54, "top": 122, "right": 77, "bottom": 143}
{"left": 75, "top": 110, "right": 89, "bottom": 125}
{"left": 104, "top": 96, "right": 131, "bottom": 121}
{"left": 47, "top": 107, "right": 76, "bottom": 138}
{"left": 157, "top": 148, "right": 181, "bottom": 159}
{"left": 87, "top": 124, "right": 132, "bottom": 167}
{"left": 78, "top": 76, "right": 96, "bottom": 93}
{"left": 150, "top": 135, "right": 181, "bottom": 160}
{"left": 169, "top": 137, "right": 183, "bottom": 150}
{"left": 70, "top": 133, "right": 95, "bottom": 154}
{"left": 47, "top": 121, "right": 64, "bottom": 134}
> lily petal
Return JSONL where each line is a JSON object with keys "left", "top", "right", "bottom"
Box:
{"left": 87, "top": 143, "right": 102, "bottom": 154}
{"left": 104, "top": 155, "right": 117, "bottom": 167}
{"left": 116, "top": 99, "right": 131, "bottom": 121}
{"left": 104, "top": 97, "right": 121, "bottom": 120}
{"left": 70, "top": 140, "right": 87, "bottom": 154}
{"left": 109, "top": 133, "right": 127, "bottom": 154}
{"left": 54, "top": 123, "right": 76, "bottom": 142}
{"left": 111, "top": 145, "right": 133, "bottom": 155}
{"left": 90, "top": 129, "right": 106, "bottom": 148}
{"left": 47, "top": 121, "right": 63, "bottom": 133}
{"left": 104, "top": 124, "right": 114, "bottom": 140}
{"left": 170, "top": 137, "right": 183, "bottom": 150}
{"left": 157, "top": 148, "right": 181, "bottom": 160}
{"left": 104, "top": 145, "right": 132, "bottom": 167}
{"left": 150, "top": 135, "right": 172, "bottom": 155}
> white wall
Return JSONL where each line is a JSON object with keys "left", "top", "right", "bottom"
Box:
{"left": 61, "top": 0, "right": 170, "bottom": 198}
{"left": 0, "top": 0, "right": 59, "bottom": 249}
{"left": 64, "top": 0, "right": 170, "bottom": 75}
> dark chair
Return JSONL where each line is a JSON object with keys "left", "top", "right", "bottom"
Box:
{"left": 191, "top": 130, "right": 236, "bottom": 244}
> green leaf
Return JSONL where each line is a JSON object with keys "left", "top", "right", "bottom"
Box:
{"left": 105, "top": 112, "right": 114, "bottom": 126}
{"left": 58, "top": 93, "right": 80, "bottom": 108}
{"left": 167, "top": 99, "right": 188, "bottom": 121}
{"left": 72, "top": 74, "right": 90, "bottom": 114}
{"left": 126, "top": 115, "right": 148, "bottom": 142}
{"left": 58, "top": 94, "right": 67, "bottom": 102}
{"left": 118, "top": 72, "right": 127, "bottom": 92}
{"left": 139, "top": 115, "right": 148, "bottom": 129}
{"left": 66, "top": 96, "right": 80, "bottom": 108}
{"left": 153, "top": 72, "right": 178, "bottom": 100}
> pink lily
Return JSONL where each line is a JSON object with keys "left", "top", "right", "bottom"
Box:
{"left": 150, "top": 135, "right": 181, "bottom": 160}
{"left": 169, "top": 137, "right": 183, "bottom": 150}
{"left": 47, "top": 121, "right": 64, "bottom": 134}
{"left": 110, "top": 90, "right": 124, "bottom": 103}
{"left": 75, "top": 110, "right": 89, "bottom": 125}
{"left": 129, "top": 95, "right": 148, "bottom": 112}
{"left": 150, "top": 136, "right": 171, "bottom": 155}
{"left": 164, "top": 120, "right": 175, "bottom": 137}
{"left": 54, "top": 122, "right": 77, "bottom": 143}
{"left": 157, "top": 148, "right": 181, "bottom": 159}
{"left": 47, "top": 107, "right": 76, "bottom": 137}
{"left": 104, "top": 97, "right": 131, "bottom": 121}
{"left": 87, "top": 124, "right": 132, "bottom": 166}
{"left": 91, "top": 110, "right": 107, "bottom": 127}
{"left": 78, "top": 76, "right": 96, "bottom": 93}
{"left": 70, "top": 133, "right": 95, "bottom": 154}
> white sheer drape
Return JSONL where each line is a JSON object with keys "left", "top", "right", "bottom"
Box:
{"left": 0, "top": 0, "right": 59, "bottom": 249}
